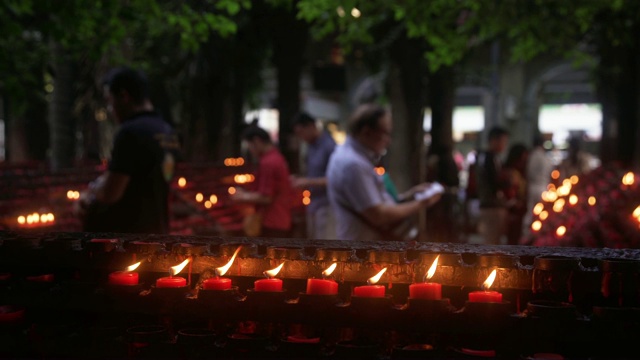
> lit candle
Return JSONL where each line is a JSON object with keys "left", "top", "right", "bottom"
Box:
{"left": 306, "top": 263, "right": 339, "bottom": 295}
{"left": 202, "top": 246, "right": 241, "bottom": 290}
{"left": 409, "top": 256, "right": 442, "bottom": 300}
{"left": 353, "top": 268, "right": 387, "bottom": 298}
{"left": 468, "top": 269, "right": 503, "bottom": 303}
{"left": 108, "top": 262, "right": 141, "bottom": 286}
{"left": 254, "top": 263, "right": 284, "bottom": 292}
{"left": 156, "top": 259, "right": 190, "bottom": 288}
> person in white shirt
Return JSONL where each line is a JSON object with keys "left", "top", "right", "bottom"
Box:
{"left": 525, "top": 136, "right": 552, "bottom": 228}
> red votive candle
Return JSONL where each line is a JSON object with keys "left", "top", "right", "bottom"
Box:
{"left": 409, "top": 282, "right": 442, "bottom": 300}
{"left": 156, "top": 276, "right": 187, "bottom": 288}
{"left": 353, "top": 285, "right": 386, "bottom": 298}
{"left": 108, "top": 271, "right": 139, "bottom": 286}
{"left": 306, "top": 279, "right": 338, "bottom": 295}
{"left": 468, "top": 290, "right": 503, "bottom": 303}
{"left": 254, "top": 278, "right": 283, "bottom": 292}
{"left": 26, "top": 274, "right": 55, "bottom": 282}
{"left": 202, "top": 277, "right": 232, "bottom": 290}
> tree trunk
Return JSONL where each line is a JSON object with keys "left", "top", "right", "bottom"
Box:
{"left": 427, "top": 66, "right": 455, "bottom": 152}
{"left": 48, "top": 42, "right": 77, "bottom": 171}
{"left": 271, "top": 5, "right": 308, "bottom": 172}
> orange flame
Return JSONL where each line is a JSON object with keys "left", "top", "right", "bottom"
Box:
{"left": 171, "top": 258, "right": 190, "bottom": 276}
{"left": 375, "top": 167, "right": 385, "bottom": 176}
{"left": 178, "top": 177, "right": 187, "bottom": 187}
{"left": 556, "top": 226, "right": 567, "bottom": 237}
{"left": 367, "top": 267, "right": 387, "bottom": 285}
{"left": 551, "top": 170, "right": 560, "bottom": 180}
{"left": 264, "top": 263, "right": 284, "bottom": 278}
{"left": 322, "top": 263, "right": 337, "bottom": 278}
{"left": 216, "top": 246, "right": 242, "bottom": 277}
{"left": 126, "top": 262, "right": 141, "bottom": 272}
{"left": 483, "top": 269, "right": 497, "bottom": 290}
{"left": 425, "top": 255, "right": 439, "bottom": 281}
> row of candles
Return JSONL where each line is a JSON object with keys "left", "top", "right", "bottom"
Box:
{"left": 108, "top": 250, "right": 502, "bottom": 303}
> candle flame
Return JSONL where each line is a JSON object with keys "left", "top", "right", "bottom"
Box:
{"left": 126, "top": 262, "right": 141, "bottom": 272}
{"left": 367, "top": 267, "right": 387, "bottom": 285}
{"left": 216, "top": 246, "right": 242, "bottom": 277}
{"left": 322, "top": 262, "right": 337, "bottom": 278}
{"left": 425, "top": 255, "right": 439, "bottom": 281}
{"left": 483, "top": 269, "right": 497, "bottom": 290}
{"left": 171, "top": 258, "right": 190, "bottom": 276}
{"left": 264, "top": 262, "right": 285, "bottom": 278}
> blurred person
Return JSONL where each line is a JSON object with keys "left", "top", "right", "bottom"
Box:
{"left": 425, "top": 144, "right": 461, "bottom": 243}
{"left": 327, "top": 104, "right": 441, "bottom": 241}
{"left": 291, "top": 112, "right": 336, "bottom": 239}
{"left": 79, "top": 67, "right": 179, "bottom": 233}
{"left": 525, "top": 136, "right": 552, "bottom": 227}
{"left": 559, "top": 137, "right": 593, "bottom": 178}
{"left": 476, "top": 126, "right": 510, "bottom": 244}
{"left": 502, "top": 144, "right": 529, "bottom": 245}
{"left": 231, "top": 126, "right": 293, "bottom": 238}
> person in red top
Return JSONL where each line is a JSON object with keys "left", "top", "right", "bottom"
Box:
{"left": 231, "top": 126, "right": 292, "bottom": 237}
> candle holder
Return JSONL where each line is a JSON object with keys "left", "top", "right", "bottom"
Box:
{"left": 243, "top": 289, "right": 288, "bottom": 321}
{"left": 367, "top": 250, "right": 407, "bottom": 264}
{"left": 1, "top": 237, "right": 42, "bottom": 252}
{"left": 333, "top": 340, "right": 380, "bottom": 359}
{"left": 315, "top": 247, "right": 356, "bottom": 262}
{"left": 172, "top": 242, "right": 210, "bottom": 257}
{"left": 220, "top": 243, "right": 257, "bottom": 258}
{"left": 599, "top": 258, "right": 640, "bottom": 307}
{"left": 346, "top": 295, "right": 394, "bottom": 328}
{"left": 525, "top": 300, "right": 577, "bottom": 321}
{"left": 476, "top": 253, "right": 519, "bottom": 268}
{"left": 124, "top": 241, "right": 165, "bottom": 254}
{"left": 406, "top": 298, "right": 454, "bottom": 321}
{"left": 266, "top": 246, "right": 304, "bottom": 260}
{"left": 197, "top": 286, "right": 243, "bottom": 317}
{"left": 278, "top": 336, "right": 322, "bottom": 358}
{"left": 221, "top": 333, "right": 271, "bottom": 357}
{"left": 533, "top": 256, "right": 581, "bottom": 303}
{"left": 126, "top": 325, "right": 171, "bottom": 358}
{"left": 392, "top": 343, "right": 441, "bottom": 359}
{"left": 0, "top": 305, "right": 25, "bottom": 324}
{"left": 84, "top": 238, "right": 121, "bottom": 253}
{"left": 43, "top": 237, "right": 82, "bottom": 252}
{"left": 177, "top": 328, "right": 218, "bottom": 359}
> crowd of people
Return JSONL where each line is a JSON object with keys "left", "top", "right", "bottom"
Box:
{"left": 79, "top": 67, "right": 597, "bottom": 245}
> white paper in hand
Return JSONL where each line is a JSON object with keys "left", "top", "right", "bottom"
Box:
{"left": 414, "top": 182, "right": 445, "bottom": 201}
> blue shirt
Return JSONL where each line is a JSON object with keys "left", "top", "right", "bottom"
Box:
{"left": 306, "top": 131, "right": 336, "bottom": 213}
{"left": 327, "top": 136, "right": 395, "bottom": 240}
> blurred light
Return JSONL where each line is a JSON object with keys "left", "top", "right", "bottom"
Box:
{"left": 375, "top": 167, "right": 385, "bottom": 176}
{"left": 17, "top": 216, "right": 25, "bottom": 225}
{"left": 622, "top": 172, "right": 635, "bottom": 186}
{"left": 204, "top": 201, "right": 212, "bottom": 209}
{"left": 569, "top": 195, "right": 578, "bottom": 206}
{"left": 531, "top": 220, "right": 542, "bottom": 232}
{"left": 533, "top": 203, "right": 544, "bottom": 215}
{"left": 336, "top": 6, "right": 345, "bottom": 17}
{"left": 556, "top": 226, "right": 567, "bottom": 237}
{"left": 547, "top": 184, "right": 556, "bottom": 191}
{"left": 351, "top": 7, "right": 361, "bottom": 18}
{"left": 634, "top": 206, "right": 640, "bottom": 218}
{"left": 302, "top": 197, "right": 311, "bottom": 206}
{"left": 228, "top": 187, "right": 236, "bottom": 195}
{"left": 32, "top": 213, "right": 40, "bottom": 223}
{"left": 302, "top": 190, "right": 311, "bottom": 198}
{"left": 40, "top": 214, "right": 47, "bottom": 223}
{"left": 588, "top": 196, "right": 596, "bottom": 206}
{"left": 570, "top": 175, "right": 579, "bottom": 185}
{"left": 210, "top": 195, "right": 218, "bottom": 204}
{"left": 47, "top": 213, "right": 54, "bottom": 222}
{"left": 553, "top": 199, "right": 566, "bottom": 213}
{"left": 539, "top": 211, "right": 549, "bottom": 220}
{"left": 195, "top": 193, "right": 204, "bottom": 202}
{"left": 551, "top": 170, "right": 560, "bottom": 180}
{"left": 178, "top": 177, "right": 187, "bottom": 188}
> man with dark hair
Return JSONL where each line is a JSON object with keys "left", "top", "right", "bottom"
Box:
{"left": 327, "top": 104, "right": 441, "bottom": 241}
{"left": 79, "top": 67, "right": 179, "bottom": 233}
{"left": 231, "top": 126, "right": 292, "bottom": 237}
{"left": 476, "top": 126, "right": 510, "bottom": 244}
{"left": 292, "top": 112, "right": 336, "bottom": 239}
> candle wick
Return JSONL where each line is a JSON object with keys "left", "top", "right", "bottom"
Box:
{"left": 263, "top": 271, "right": 271, "bottom": 279}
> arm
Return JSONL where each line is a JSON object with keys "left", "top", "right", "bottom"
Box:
{"left": 291, "top": 176, "right": 327, "bottom": 188}
{"left": 94, "top": 171, "right": 130, "bottom": 204}
{"left": 230, "top": 188, "right": 272, "bottom": 205}
{"left": 361, "top": 195, "right": 440, "bottom": 227}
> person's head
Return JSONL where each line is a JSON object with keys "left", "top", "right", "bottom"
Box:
{"left": 348, "top": 104, "right": 392, "bottom": 156}
{"left": 292, "top": 112, "right": 319, "bottom": 143}
{"left": 505, "top": 143, "right": 528, "bottom": 169}
{"left": 487, "top": 126, "right": 509, "bottom": 154}
{"left": 103, "top": 67, "right": 151, "bottom": 123}
{"left": 242, "top": 125, "right": 273, "bottom": 158}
